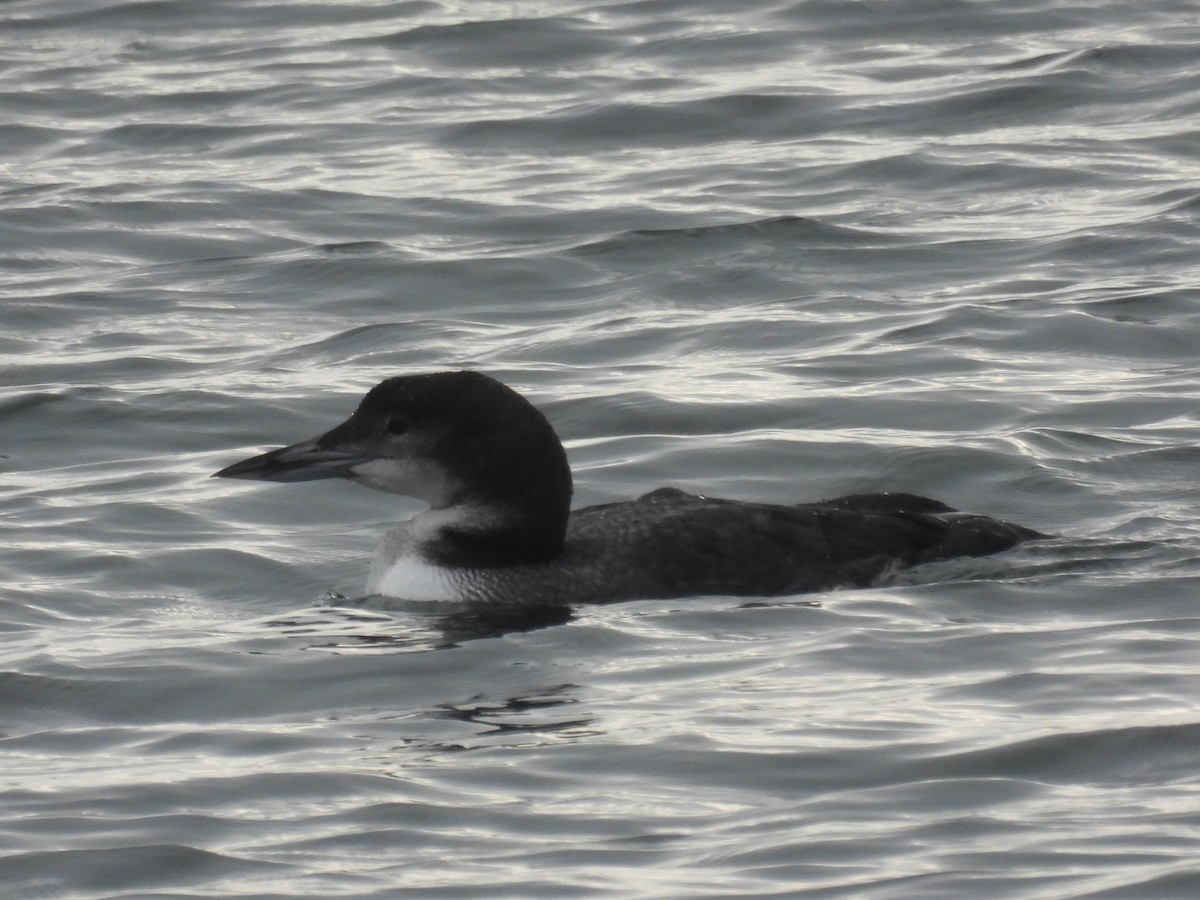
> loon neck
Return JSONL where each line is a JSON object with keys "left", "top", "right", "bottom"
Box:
{"left": 413, "top": 501, "right": 568, "bottom": 567}
{"left": 420, "top": 384, "right": 574, "bottom": 567}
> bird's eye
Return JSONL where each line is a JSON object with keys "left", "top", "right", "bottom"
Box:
{"left": 386, "top": 416, "right": 409, "bottom": 436}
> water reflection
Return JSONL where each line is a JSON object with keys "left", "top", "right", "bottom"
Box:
{"left": 427, "top": 682, "right": 599, "bottom": 751}
{"left": 256, "top": 600, "right": 576, "bottom": 653}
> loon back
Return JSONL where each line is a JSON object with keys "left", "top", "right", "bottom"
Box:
{"left": 460, "top": 488, "right": 1037, "bottom": 606}
{"left": 214, "top": 371, "right": 1043, "bottom": 605}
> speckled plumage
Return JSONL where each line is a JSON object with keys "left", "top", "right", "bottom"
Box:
{"left": 433, "top": 487, "right": 1040, "bottom": 606}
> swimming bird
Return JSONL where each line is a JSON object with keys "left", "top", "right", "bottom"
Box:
{"left": 214, "top": 371, "right": 1042, "bottom": 606}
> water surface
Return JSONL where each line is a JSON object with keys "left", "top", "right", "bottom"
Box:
{"left": 3, "top": 1, "right": 1200, "bottom": 897}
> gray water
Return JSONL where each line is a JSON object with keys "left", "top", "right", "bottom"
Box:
{"left": 4, "top": 1, "right": 1200, "bottom": 897}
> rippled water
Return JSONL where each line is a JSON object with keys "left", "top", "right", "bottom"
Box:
{"left": 4, "top": 1, "right": 1200, "bottom": 897}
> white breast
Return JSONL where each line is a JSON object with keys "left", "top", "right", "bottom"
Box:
{"left": 367, "top": 553, "right": 459, "bottom": 600}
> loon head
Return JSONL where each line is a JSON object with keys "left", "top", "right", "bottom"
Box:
{"left": 214, "top": 371, "right": 573, "bottom": 563}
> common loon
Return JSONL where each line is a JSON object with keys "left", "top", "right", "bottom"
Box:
{"left": 214, "top": 371, "right": 1042, "bottom": 606}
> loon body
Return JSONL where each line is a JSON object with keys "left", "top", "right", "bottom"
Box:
{"left": 214, "top": 371, "right": 1041, "bottom": 606}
